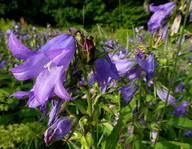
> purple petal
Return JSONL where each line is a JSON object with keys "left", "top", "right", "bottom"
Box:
{"left": 173, "top": 100, "right": 188, "bottom": 117}
{"left": 54, "top": 78, "right": 75, "bottom": 100}
{"left": 44, "top": 48, "right": 75, "bottom": 67}
{"left": 44, "top": 117, "right": 74, "bottom": 146}
{"left": 156, "top": 88, "right": 176, "bottom": 105}
{"left": 10, "top": 53, "right": 49, "bottom": 80}
{"left": 113, "top": 59, "right": 136, "bottom": 76}
{"left": 34, "top": 65, "right": 63, "bottom": 104}
{"left": 9, "top": 91, "right": 30, "bottom": 98}
{"left": 8, "top": 33, "right": 37, "bottom": 59}
{"left": 126, "top": 65, "right": 141, "bottom": 81}
{"left": 48, "top": 99, "right": 63, "bottom": 126}
{"left": 39, "top": 34, "right": 76, "bottom": 52}
{"left": 94, "top": 56, "right": 120, "bottom": 93}
{"left": 119, "top": 83, "right": 138, "bottom": 105}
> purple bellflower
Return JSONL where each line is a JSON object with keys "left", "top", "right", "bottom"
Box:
{"left": 173, "top": 100, "right": 188, "bottom": 117}
{"left": 184, "top": 130, "right": 192, "bottom": 137}
{"left": 126, "top": 65, "right": 141, "bottom": 81}
{"left": 156, "top": 87, "right": 176, "bottom": 105}
{"left": 136, "top": 52, "right": 156, "bottom": 81}
{"left": 9, "top": 33, "right": 76, "bottom": 106}
{"left": 113, "top": 59, "right": 136, "bottom": 76}
{"left": 44, "top": 117, "right": 74, "bottom": 146}
{"left": 94, "top": 55, "right": 120, "bottom": 93}
{"left": 148, "top": 2, "right": 175, "bottom": 33}
{"left": 175, "top": 82, "right": 184, "bottom": 93}
{"left": 119, "top": 83, "right": 138, "bottom": 105}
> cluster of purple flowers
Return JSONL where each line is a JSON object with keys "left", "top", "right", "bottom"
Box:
{"left": 6, "top": 1, "right": 192, "bottom": 146}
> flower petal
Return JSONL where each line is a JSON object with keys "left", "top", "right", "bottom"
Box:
{"left": 54, "top": 79, "right": 75, "bottom": 100}
{"left": 10, "top": 53, "right": 49, "bottom": 80}
{"left": 44, "top": 48, "right": 75, "bottom": 67}
{"left": 8, "top": 33, "right": 37, "bottom": 59}
{"left": 9, "top": 91, "right": 30, "bottom": 98}
{"left": 39, "top": 34, "right": 76, "bottom": 52}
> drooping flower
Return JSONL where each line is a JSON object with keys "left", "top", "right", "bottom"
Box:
{"left": 126, "top": 65, "right": 141, "bottom": 81}
{"left": 9, "top": 33, "right": 76, "bottom": 105}
{"left": 119, "top": 83, "right": 138, "bottom": 105}
{"left": 136, "top": 52, "right": 156, "bottom": 81}
{"left": 173, "top": 100, "right": 188, "bottom": 117}
{"left": 175, "top": 82, "right": 184, "bottom": 93}
{"left": 156, "top": 87, "right": 176, "bottom": 105}
{"left": 94, "top": 55, "right": 120, "bottom": 93}
{"left": 44, "top": 117, "right": 74, "bottom": 146}
{"left": 148, "top": 2, "right": 175, "bottom": 33}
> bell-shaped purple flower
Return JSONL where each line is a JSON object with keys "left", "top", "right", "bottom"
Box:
{"left": 136, "top": 52, "right": 156, "bottom": 81}
{"left": 126, "top": 65, "right": 141, "bottom": 81}
{"left": 44, "top": 117, "right": 74, "bottom": 146}
{"left": 119, "top": 83, "right": 138, "bottom": 105}
{"left": 94, "top": 55, "right": 120, "bottom": 93}
{"left": 175, "top": 82, "right": 184, "bottom": 93}
{"left": 156, "top": 87, "right": 176, "bottom": 105}
{"left": 9, "top": 33, "right": 76, "bottom": 105}
{"left": 148, "top": 2, "right": 175, "bottom": 33}
{"left": 184, "top": 130, "right": 192, "bottom": 137}
{"left": 173, "top": 100, "right": 188, "bottom": 117}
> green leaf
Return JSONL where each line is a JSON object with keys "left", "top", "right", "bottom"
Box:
{"left": 166, "top": 114, "right": 192, "bottom": 130}
{"left": 152, "top": 141, "right": 191, "bottom": 149}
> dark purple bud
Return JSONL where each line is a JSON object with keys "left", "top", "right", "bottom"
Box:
{"left": 44, "top": 117, "right": 74, "bottom": 146}
{"left": 82, "top": 36, "right": 95, "bottom": 63}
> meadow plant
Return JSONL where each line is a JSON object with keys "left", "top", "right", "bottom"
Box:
{"left": 2, "top": 0, "right": 192, "bottom": 148}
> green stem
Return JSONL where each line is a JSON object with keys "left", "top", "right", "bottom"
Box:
{"left": 83, "top": 66, "right": 96, "bottom": 149}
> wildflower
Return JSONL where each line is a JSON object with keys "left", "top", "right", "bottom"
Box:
{"left": 113, "top": 59, "right": 136, "bottom": 76}
{"left": 184, "top": 130, "right": 192, "bottom": 137}
{"left": 119, "top": 83, "right": 138, "bottom": 105}
{"left": 94, "top": 55, "right": 120, "bottom": 93}
{"left": 175, "top": 82, "right": 184, "bottom": 93}
{"left": 156, "top": 87, "right": 176, "bottom": 105}
{"left": 0, "top": 60, "right": 6, "bottom": 67}
{"left": 148, "top": 2, "right": 175, "bottom": 33}
{"left": 173, "top": 100, "right": 188, "bottom": 117}
{"left": 9, "top": 33, "right": 75, "bottom": 105}
{"left": 44, "top": 117, "right": 74, "bottom": 146}
{"left": 126, "top": 65, "right": 141, "bottom": 81}
{"left": 136, "top": 52, "right": 156, "bottom": 81}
